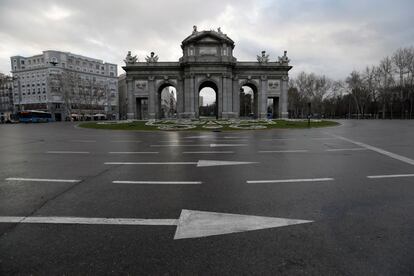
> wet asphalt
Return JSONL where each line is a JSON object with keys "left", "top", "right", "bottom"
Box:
{"left": 0, "top": 120, "right": 413, "bottom": 275}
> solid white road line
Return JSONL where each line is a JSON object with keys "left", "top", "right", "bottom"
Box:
{"left": 47, "top": 151, "right": 90, "bottom": 154}
{"left": 247, "top": 178, "right": 334, "bottom": 184}
{"left": 367, "top": 174, "right": 414, "bottom": 179}
{"left": 326, "top": 148, "right": 367, "bottom": 152}
{"left": 0, "top": 216, "right": 177, "bottom": 226}
{"left": 105, "top": 160, "right": 257, "bottom": 167}
{"left": 108, "top": 152, "right": 159, "bottom": 154}
{"left": 105, "top": 162, "right": 196, "bottom": 165}
{"left": 113, "top": 181, "right": 202, "bottom": 184}
{"left": 182, "top": 151, "right": 234, "bottom": 154}
{"left": 259, "top": 150, "right": 309, "bottom": 153}
{"left": 5, "top": 177, "right": 81, "bottom": 183}
{"left": 332, "top": 134, "right": 414, "bottom": 166}
{"left": 151, "top": 144, "right": 210, "bottom": 147}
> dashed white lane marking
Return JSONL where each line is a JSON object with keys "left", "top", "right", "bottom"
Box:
{"left": 108, "top": 152, "right": 159, "bottom": 154}
{"left": 110, "top": 140, "right": 141, "bottom": 143}
{"left": 0, "top": 216, "right": 177, "bottom": 226}
{"left": 5, "top": 177, "right": 81, "bottom": 183}
{"left": 182, "top": 151, "right": 234, "bottom": 154}
{"left": 262, "top": 138, "right": 296, "bottom": 141}
{"left": 247, "top": 178, "right": 334, "bottom": 184}
{"left": 210, "top": 144, "right": 247, "bottom": 147}
{"left": 367, "top": 174, "right": 414, "bottom": 179}
{"left": 151, "top": 144, "right": 247, "bottom": 148}
{"left": 47, "top": 151, "right": 90, "bottom": 154}
{"left": 311, "top": 137, "right": 338, "bottom": 140}
{"left": 70, "top": 140, "right": 96, "bottom": 143}
{"left": 113, "top": 181, "right": 202, "bottom": 185}
{"left": 331, "top": 134, "right": 414, "bottom": 166}
{"left": 258, "top": 150, "right": 309, "bottom": 153}
{"left": 325, "top": 148, "right": 367, "bottom": 152}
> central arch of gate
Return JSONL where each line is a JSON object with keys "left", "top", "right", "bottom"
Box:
{"left": 123, "top": 27, "right": 292, "bottom": 120}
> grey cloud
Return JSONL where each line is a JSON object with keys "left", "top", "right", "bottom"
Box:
{"left": 0, "top": 0, "right": 413, "bottom": 80}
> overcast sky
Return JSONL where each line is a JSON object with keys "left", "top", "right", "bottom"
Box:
{"left": 1, "top": 0, "right": 413, "bottom": 81}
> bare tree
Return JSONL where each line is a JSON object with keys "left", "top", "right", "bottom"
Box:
{"left": 392, "top": 47, "right": 411, "bottom": 118}
{"left": 378, "top": 56, "right": 395, "bottom": 118}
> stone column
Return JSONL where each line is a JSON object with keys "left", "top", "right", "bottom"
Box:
{"left": 259, "top": 75, "right": 268, "bottom": 119}
{"left": 232, "top": 75, "right": 240, "bottom": 118}
{"left": 148, "top": 76, "right": 156, "bottom": 119}
{"left": 126, "top": 78, "right": 135, "bottom": 119}
{"left": 176, "top": 77, "right": 184, "bottom": 118}
{"left": 279, "top": 76, "right": 289, "bottom": 118}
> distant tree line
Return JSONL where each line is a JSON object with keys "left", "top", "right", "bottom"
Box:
{"left": 289, "top": 46, "right": 414, "bottom": 119}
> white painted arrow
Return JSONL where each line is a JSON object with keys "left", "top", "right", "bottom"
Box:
{"left": 104, "top": 160, "right": 257, "bottom": 167}
{"left": 174, "top": 209, "right": 313, "bottom": 239}
{"left": 0, "top": 210, "right": 313, "bottom": 240}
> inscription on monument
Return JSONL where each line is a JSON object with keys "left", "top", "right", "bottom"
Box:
{"left": 199, "top": 47, "right": 217, "bottom": 56}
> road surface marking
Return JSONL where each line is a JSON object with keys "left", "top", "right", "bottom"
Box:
{"left": 247, "top": 178, "right": 334, "bottom": 184}
{"left": 262, "top": 138, "right": 296, "bottom": 141}
{"left": 108, "top": 152, "right": 159, "bottom": 154}
{"left": 0, "top": 216, "right": 177, "bottom": 226}
{"left": 223, "top": 136, "right": 249, "bottom": 139}
{"left": 367, "top": 174, "right": 414, "bottom": 179}
{"left": 105, "top": 160, "right": 257, "bottom": 167}
{"left": 210, "top": 144, "right": 247, "bottom": 147}
{"left": 174, "top": 209, "right": 313, "bottom": 239}
{"left": 5, "top": 177, "right": 81, "bottom": 183}
{"left": 331, "top": 134, "right": 414, "bottom": 166}
{"left": 311, "top": 137, "right": 338, "bottom": 140}
{"left": 185, "top": 135, "right": 213, "bottom": 139}
{"left": 182, "top": 151, "right": 234, "bottom": 154}
{"left": 326, "top": 148, "right": 367, "bottom": 152}
{"left": 113, "top": 181, "right": 202, "bottom": 185}
{"left": 70, "top": 140, "right": 96, "bottom": 143}
{"left": 259, "top": 150, "right": 309, "bottom": 153}
{"left": 47, "top": 151, "right": 90, "bottom": 154}
{"left": 0, "top": 210, "right": 313, "bottom": 240}
{"left": 151, "top": 144, "right": 210, "bottom": 147}
{"left": 110, "top": 140, "right": 141, "bottom": 143}
{"left": 151, "top": 144, "right": 247, "bottom": 148}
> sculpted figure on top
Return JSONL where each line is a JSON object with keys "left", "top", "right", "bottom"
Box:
{"left": 124, "top": 51, "right": 138, "bottom": 65}
{"left": 145, "top": 52, "right": 159, "bottom": 63}
{"left": 278, "top": 51, "right": 290, "bottom": 65}
{"left": 257, "top": 50, "right": 269, "bottom": 64}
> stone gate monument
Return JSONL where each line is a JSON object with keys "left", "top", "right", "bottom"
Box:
{"left": 123, "top": 27, "right": 292, "bottom": 119}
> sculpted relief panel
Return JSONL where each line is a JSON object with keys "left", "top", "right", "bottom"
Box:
{"left": 135, "top": 80, "right": 148, "bottom": 95}
{"left": 268, "top": 80, "right": 280, "bottom": 91}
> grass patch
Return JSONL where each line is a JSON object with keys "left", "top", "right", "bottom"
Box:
{"left": 79, "top": 119, "right": 339, "bottom": 131}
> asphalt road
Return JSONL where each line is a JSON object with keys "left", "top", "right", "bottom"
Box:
{"left": 0, "top": 120, "right": 414, "bottom": 275}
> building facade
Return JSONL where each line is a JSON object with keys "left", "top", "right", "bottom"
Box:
{"left": 10, "top": 50, "right": 118, "bottom": 121}
{"left": 123, "top": 27, "right": 292, "bottom": 120}
{"left": 0, "top": 74, "right": 14, "bottom": 122}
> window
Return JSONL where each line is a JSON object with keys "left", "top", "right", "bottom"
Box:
{"left": 21, "top": 60, "right": 25, "bottom": 65}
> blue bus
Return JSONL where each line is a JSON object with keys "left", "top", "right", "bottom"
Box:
{"left": 18, "top": 110, "right": 53, "bottom": 123}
